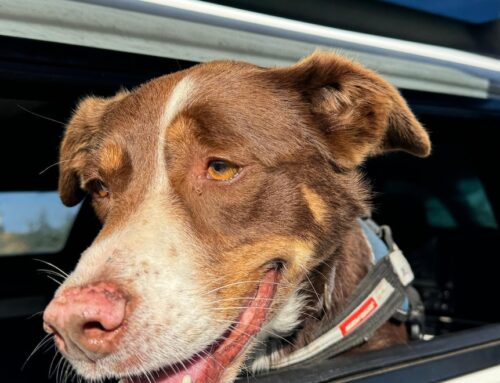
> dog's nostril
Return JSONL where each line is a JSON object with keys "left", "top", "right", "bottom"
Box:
{"left": 43, "top": 282, "right": 130, "bottom": 358}
{"left": 83, "top": 321, "right": 107, "bottom": 333}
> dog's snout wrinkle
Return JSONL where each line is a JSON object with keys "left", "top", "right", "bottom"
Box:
{"left": 43, "top": 281, "right": 129, "bottom": 361}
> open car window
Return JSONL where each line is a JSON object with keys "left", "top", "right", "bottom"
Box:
{"left": 0, "top": 192, "right": 80, "bottom": 256}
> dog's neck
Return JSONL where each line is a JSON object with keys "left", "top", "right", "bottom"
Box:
{"left": 249, "top": 221, "right": 374, "bottom": 371}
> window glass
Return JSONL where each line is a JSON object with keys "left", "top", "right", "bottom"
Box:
{"left": 0, "top": 192, "right": 80, "bottom": 256}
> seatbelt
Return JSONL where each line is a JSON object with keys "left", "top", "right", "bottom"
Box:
{"left": 269, "top": 218, "right": 425, "bottom": 370}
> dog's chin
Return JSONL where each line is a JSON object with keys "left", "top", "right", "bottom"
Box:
{"left": 100, "top": 268, "right": 280, "bottom": 383}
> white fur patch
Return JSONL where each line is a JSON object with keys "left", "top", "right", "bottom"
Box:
{"left": 156, "top": 75, "right": 195, "bottom": 188}
{"left": 250, "top": 288, "right": 306, "bottom": 372}
{"left": 159, "top": 75, "right": 195, "bottom": 131}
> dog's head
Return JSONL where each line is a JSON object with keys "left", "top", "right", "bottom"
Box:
{"left": 43, "top": 52, "right": 430, "bottom": 383}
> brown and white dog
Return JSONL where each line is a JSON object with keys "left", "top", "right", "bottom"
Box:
{"left": 43, "top": 51, "right": 430, "bottom": 383}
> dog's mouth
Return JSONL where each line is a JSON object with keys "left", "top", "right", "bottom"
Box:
{"left": 122, "top": 268, "right": 280, "bottom": 383}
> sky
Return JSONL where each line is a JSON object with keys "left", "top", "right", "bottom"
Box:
{"left": 0, "top": 191, "right": 80, "bottom": 233}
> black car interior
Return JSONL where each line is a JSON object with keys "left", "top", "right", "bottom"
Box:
{"left": 1, "top": 36, "right": 499, "bottom": 383}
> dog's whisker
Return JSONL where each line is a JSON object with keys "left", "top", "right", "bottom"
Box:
{"left": 45, "top": 275, "right": 63, "bottom": 286}
{"left": 298, "top": 311, "right": 321, "bottom": 321}
{"left": 129, "top": 347, "right": 148, "bottom": 378}
{"left": 204, "top": 297, "right": 288, "bottom": 305}
{"left": 39, "top": 159, "right": 72, "bottom": 175}
{"left": 57, "top": 357, "right": 67, "bottom": 383}
{"left": 26, "top": 310, "right": 44, "bottom": 320}
{"left": 202, "top": 274, "right": 293, "bottom": 289}
{"left": 48, "top": 348, "right": 60, "bottom": 379}
{"left": 22, "top": 333, "right": 53, "bottom": 370}
{"left": 72, "top": 368, "right": 80, "bottom": 383}
{"left": 210, "top": 331, "right": 268, "bottom": 349}
{"left": 53, "top": 352, "right": 65, "bottom": 382}
{"left": 69, "top": 369, "right": 76, "bottom": 383}
{"left": 310, "top": 266, "right": 330, "bottom": 282}
{"left": 37, "top": 268, "right": 68, "bottom": 281}
{"left": 209, "top": 306, "right": 274, "bottom": 311}
{"left": 172, "top": 350, "right": 190, "bottom": 379}
{"left": 54, "top": 358, "right": 61, "bottom": 383}
{"left": 144, "top": 369, "right": 154, "bottom": 383}
{"left": 34, "top": 259, "right": 70, "bottom": 278}
{"left": 212, "top": 319, "right": 295, "bottom": 348}
{"left": 194, "top": 349, "right": 226, "bottom": 374}
{"left": 62, "top": 358, "right": 73, "bottom": 383}
{"left": 157, "top": 350, "right": 182, "bottom": 377}
{"left": 202, "top": 280, "right": 287, "bottom": 296}
{"left": 16, "top": 104, "right": 66, "bottom": 126}
{"left": 297, "top": 264, "right": 328, "bottom": 319}
{"left": 133, "top": 351, "right": 155, "bottom": 383}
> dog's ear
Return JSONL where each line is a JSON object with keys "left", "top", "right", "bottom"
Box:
{"left": 272, "top": 51, "right": 430, "bottom": 168}
{"left": 59, "top": 96, "right": 112, "bottom": 206}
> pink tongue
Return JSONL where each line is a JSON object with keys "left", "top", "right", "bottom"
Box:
{"left": 127, "top": 270, "right": 279, "bottom": 383}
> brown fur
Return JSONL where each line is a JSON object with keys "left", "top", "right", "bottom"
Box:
{"left": 56, "top": 51, "right": 429, "bottom": 379}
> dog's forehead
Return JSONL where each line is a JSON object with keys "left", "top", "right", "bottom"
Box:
{"left": 101, "top": 61, "right": 310, "bottom": 167}
{"left": 118, "top": 59, "right": 266, "bottom": 122}
{"left": 94, "top": 71, "right": 194, "bottom": 171}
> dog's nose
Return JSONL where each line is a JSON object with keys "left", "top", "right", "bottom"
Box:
{"left": 43, "top": 281, "right": 128, "bottom": 361}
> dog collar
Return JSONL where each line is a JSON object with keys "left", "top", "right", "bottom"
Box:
{"left": 268, "top": 218, "right": 425, "bottom": 370}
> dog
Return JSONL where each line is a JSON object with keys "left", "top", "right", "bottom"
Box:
{"left": 43, "top": 51, "right": 430, "bottom": 383}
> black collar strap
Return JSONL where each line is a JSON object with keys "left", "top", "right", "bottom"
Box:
{"left": 269, "top": 218, "right": 425, "bottom": 370}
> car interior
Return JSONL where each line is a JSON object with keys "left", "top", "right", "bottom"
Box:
{"left": 1, "top": 25, "right": 500, "bottom": 383}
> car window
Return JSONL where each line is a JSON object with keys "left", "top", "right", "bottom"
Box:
{"left": 0, "top": 191, "right": 80, "bottom": 256}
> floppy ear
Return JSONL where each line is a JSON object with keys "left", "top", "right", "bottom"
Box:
{"left": 273, "top": 51, "right": 430, "bottom": 168}
{"left": 58, "top": 96, "right": 111, "bottom": 206}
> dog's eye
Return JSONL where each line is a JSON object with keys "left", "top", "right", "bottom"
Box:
{"left": 207, "top": 160, "right": 240, "bottom": 181}
{"left": 87, "top": 180, "right": 109, "bottom": 199}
